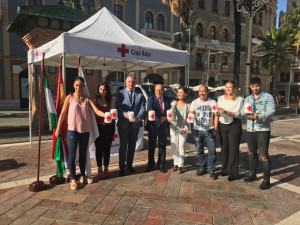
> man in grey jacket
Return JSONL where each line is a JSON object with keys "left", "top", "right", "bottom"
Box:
{"left": 242, "top": 77, "right": 275, "bottom": 190}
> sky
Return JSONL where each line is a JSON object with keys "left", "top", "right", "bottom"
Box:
{"left": 277, "top": 0, "right": 287, "bottom": 27}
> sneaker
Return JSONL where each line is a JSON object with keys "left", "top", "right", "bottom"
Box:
{"left": 244, "top": 175, "right": 257, "bottom": 183}
{"left": 259, "top": 180, "right": 271, "bottom": 190}
{"left": 79, "top": 176, "right": 86, "bottom": 184}
{"left": 127, "top": 166, "right": 136, "bottom": 173}
{"left": 197, "top": 170, "right": 206, "bottom": 176}
{"left": 119, "top": 169, "right": 125, "bottom": 176}
{"left": 209, "top": 172, "right": 217, "bottom": 180}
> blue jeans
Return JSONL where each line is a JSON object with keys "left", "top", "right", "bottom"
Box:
{"left": 192, "top": 129, "right": 216, "bottom": 173}
{"left": 67, "top": 130, "right": 89, "bottom": 179}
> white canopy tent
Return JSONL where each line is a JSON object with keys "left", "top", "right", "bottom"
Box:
{"left": 27, "top": 7, "right": 188, "bottom": 142}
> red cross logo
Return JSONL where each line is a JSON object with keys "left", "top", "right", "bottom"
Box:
{"left": 150, "top": 114, "right": 154, "bottom": 119}
{"left": 212, "top": 105, "right": 217, "bottom": 111}
{"left": 106, "top": 115, "right": 111, "bottom": 121}
{"left": 117, "top": 44, "right": 129, "bottom": 57}
{"left": 247, "top": 105, "right": 252, "bottom": 111}
{"left": 168, "top": 113, "right": 172, "bottom": 119}
{"left": 112, "top": 112, "right": 116, "bottom": 118}
{"left": 133, "top": 115, "right": 135, "bottom": 119}
{"left": 35, "top": 49, "right": 38, "bottom": 60}
{"left": 188, "top": 116, "right": 193, "bottom": 121}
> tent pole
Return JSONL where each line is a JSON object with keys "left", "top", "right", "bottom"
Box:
{"left": 62, "top": 53, "right": 66, "bottom": 90}
{"left": 28, "top": 63, "right": 32, "bottom": 143}
{"left": 77, "top": 56, "right": 81, "bottom": 77}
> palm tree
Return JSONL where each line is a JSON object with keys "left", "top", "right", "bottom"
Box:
{"left": 256, "top": 27, "right": 293, "bottom": 94}
{"left": 162, "top": 0, "right": 192, "bottom": 85}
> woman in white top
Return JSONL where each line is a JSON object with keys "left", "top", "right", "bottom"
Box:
{"left": 169, "top": 87, "right": 190, "bottom": 174}
{"left": 217, "top": 80, "right": 243, "bottom": 181}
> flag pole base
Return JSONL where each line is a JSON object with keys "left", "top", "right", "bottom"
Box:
{"left": 49, "top": 175, "right": 65, "bottom": 185}
{"left": 29, "top": 181, "right": 46, "bottom": 192}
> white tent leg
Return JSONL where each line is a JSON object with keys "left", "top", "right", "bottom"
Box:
{"left": 28, "top": 64, "right": 32, "bottom": 143}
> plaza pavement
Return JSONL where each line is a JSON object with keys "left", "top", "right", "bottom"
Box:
{"left": 0, "top": 116, "right": 300, "bottom": 225}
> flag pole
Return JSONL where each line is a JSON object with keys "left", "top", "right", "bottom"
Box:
{"left": 29, "top": 52, "right": 46, "bottom": 192}
{"left": 49, "top": 55, "right": 66, "bottom": 185}
{"left": 77, "top": 56, "right": 81, "bottom": 77}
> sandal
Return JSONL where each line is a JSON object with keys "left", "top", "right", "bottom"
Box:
{"left": 170, "top": 165, "right": 178, "bottom": 172}
{"left": 87, "top": 178, "right": 93, "bottom": 184}
{"left": 70, "top": 180, "right": 77, "bottom": 190}
{"left": 79, "top": 176, "right": 86, "bottom": 184}
{"left": 104, "top": 169, "right": 110, "bottom": 178}
{"left": 176, "top": 167, "right": 183, "bottom": 174}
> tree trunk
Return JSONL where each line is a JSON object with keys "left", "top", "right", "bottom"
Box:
{"left": 233, "top": 0, "right": 241, "bottom": 87}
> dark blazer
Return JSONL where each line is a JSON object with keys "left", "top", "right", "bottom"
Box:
{"left": 116, "top": 87, "right": 146, "bottom": 129}
{"left": 145, "top": 95, "right": 171, "bottom": 134}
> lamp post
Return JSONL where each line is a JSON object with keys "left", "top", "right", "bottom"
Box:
{"left": 236, "top": 0, "right": 270, "bottom": 96}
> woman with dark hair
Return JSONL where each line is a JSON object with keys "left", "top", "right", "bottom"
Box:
{"left": 93, "top": 82, "right": 116, "bottom": 179}
{"left": 55, "top": 77, "right": 105, "bottom": 190}
{"left": 169, "top": 87, "right": 190, "bottom": 174}
{"left": 217, "top": 80, "right": 243, "bottom": 181}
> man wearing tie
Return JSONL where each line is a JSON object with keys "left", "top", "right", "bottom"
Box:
{"left": 145, "top": 84, "right": 171, "bottom": 173}
{"left": 116, "top": 75, "right": 146, "bottom": 176}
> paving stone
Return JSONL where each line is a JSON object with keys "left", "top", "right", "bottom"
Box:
{"left": 243, "top": 185, "right": 262, "bottom": 196}
{"left": 37, "top": 199, "right": 97, "bottom": 213}
{"left": 228, "top": 198, "right": 291, "bottom": 214}
{"left": 148, "top": 208, "right": 212, "bottom": 224}
{"left": 9, "top": 206, "right": 48, "bottom": 225}
{"left": 31, "top": 217, "right": 55, "bottom": 225}
{"left": 84, "top": 181, "right": 115, "bottom": 204}
{"left": 114, "top": 183, "right": 163, "bottom": 194}
{"left": 152, "top": 171, "right": 170, "bottom": 187}
{"left": 124, "top": 207, "right": 149, "bottom": 225}
{"left": 210, "top": 190, "right": 266, "bottom": 202}
{"left": 195, "top": 182, "right": 246, "bottom": 194}
{"left": 179, "top": 182, "right": 194, "bottom": 199}
{"left": 103, "top": 197, "right": 137, "bottom": 225}
{"left": 162, "top": 172, "right": 181, "bottom": 197}
{"left": 165, "top": 220, "right": 197, "bottom": 225}
{"left": 248, "top": 208, "right": 287, "bottom": 225}
{"left": 213, "top": 213, "right": 233, "bottom": 225}
{"left": 124, "top": 191, "right": 177, "bottom": 202}
{"left": 136, "top": 199, "right": 193, "bottom": 212}
{"left": 0, "top": 185, "right": 27, "bottom": 204}
{"left": 0, "top": 215, "right": 15, "bottom": 225}
{"left": 34, "top": 190, "right": 88, "bottom": 203}
{"left": 52, "top": 220, "right": 93, "bottom": 225}
{"left": 42, "top": 208, "right": 106, "bottom": 224}
{"left": 0, "top": 189, "right": 35, "bottom": 215}
{"left": 0, "top": 188, "right": 9, "bottom": 195}
{"left": 93, "top": 190, "right": 125, "bottom": 215}
{"left": 274, "top": 187, "right": 300, "bottom": 213}
{"left": 194, "top": 195, "right": 212, "bottom": 214}
{"left": 230, "top": 206, "right": 253, "bottom": 225}
{"left": 211, "top": 197, "right": 230, "bottom": 214}
{"left": 144, "top": 217, "right": 165, "bottom": 225}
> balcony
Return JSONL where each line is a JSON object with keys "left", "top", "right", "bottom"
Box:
{"left": 194, "top": 37, "right": 235, "bottom": 52}
{"left": 140, "top": 28, "right": 173, "bottom": 40}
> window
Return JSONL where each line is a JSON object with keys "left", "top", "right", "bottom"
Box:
{"left": 253, "top": 14, "right": 257, "bottom": 24}
{"left": 222, "top": 56, "right": 228, "bottom": 65}
{"left": 225, "top": 1, "right": 230, "bottom": 16}
{"left": 223, "top": 29, "right": 229, "bottom": 42}
{"left": 196, "top": 53, "right": 203, "bottom": 70}
{"left": 258, "top": 12, "right": 263, "bottom": 25}
{"left": 114, "top": 4, "right": 123, "bottom": 20}
{"left": 83, "top": 0, "right": 95, "bottom": 12}
{"left": 280, "top": 72, "right": 290, "bottom": 82}
{"left": 294, "top": 72, "right": 300, "bottom": 82}
{"left": 145, "top": 12, "right": 153, "bottom": 29}
{"left": 196, "top": 23, "right": 203, "bottom": 37}
{"left": 210, "top": 54, "right": 215, "bottom": 63}
{"left": 210, "top": 26, "right": 216, "bottom": 40}
{"left": 156, "top": 14, "right": 164, "bottom": 31}
{"left": 212, "top": 0, "right": 218, "bottom": 13}
{"left": 198, "top": 0, "right": 205, "bottom": 9}
{"left": 28, "top": 0, "right": 42, "bottom": 5}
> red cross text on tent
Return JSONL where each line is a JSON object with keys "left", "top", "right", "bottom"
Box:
{"left": 117, "top": 44, "right": 129, "bottom": 57}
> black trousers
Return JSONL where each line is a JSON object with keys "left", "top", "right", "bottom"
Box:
{"left": 219, "top": 119, "right": 242, "bottom": 178}
{"left": 247, "top": 131, "right": 270, "bottom": 158}
{"left": 95, "top": 124, "right": 115, "bottom": 167}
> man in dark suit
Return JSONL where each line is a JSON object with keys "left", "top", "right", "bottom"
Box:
{"left": 145, "top": 84, "right": 171, "bottom": 173}
{"left": 116, "top": 75, "right": 146, "bottom": 176}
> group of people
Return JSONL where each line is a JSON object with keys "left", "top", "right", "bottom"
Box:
{"left": 55, "top": 75, "right": 275, "bottom": 191}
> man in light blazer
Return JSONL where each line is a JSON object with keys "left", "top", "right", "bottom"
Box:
{"left": 145, "top": 84, "right": 171, "bottom": 173}
{"left": 116, "top": 75, "right": 146, "bottom": 176}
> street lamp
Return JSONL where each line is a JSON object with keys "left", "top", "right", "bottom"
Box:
{"left": 236, "top": 0, "right": 270, "bottom": 95}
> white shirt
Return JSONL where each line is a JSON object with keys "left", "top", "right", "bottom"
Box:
{"left": 190, "top": 98, "right": 216, "bottom": 131}
{"left": 217, "top": 95, "right": 244, "bottom": 124}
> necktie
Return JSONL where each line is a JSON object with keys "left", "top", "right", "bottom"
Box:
{"left": 129, "top": 91, "right": 132, "bottom": 104}
{"left": 159, "top": 98, "right": 163, "bottom": 113}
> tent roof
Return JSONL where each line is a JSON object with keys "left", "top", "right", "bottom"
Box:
{"left": 28, "top": 7, "right": 188, "bottom": 71}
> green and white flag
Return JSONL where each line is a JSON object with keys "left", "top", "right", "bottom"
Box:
{"left": 44, "top": 69, "right": 65, "bottom": 177}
